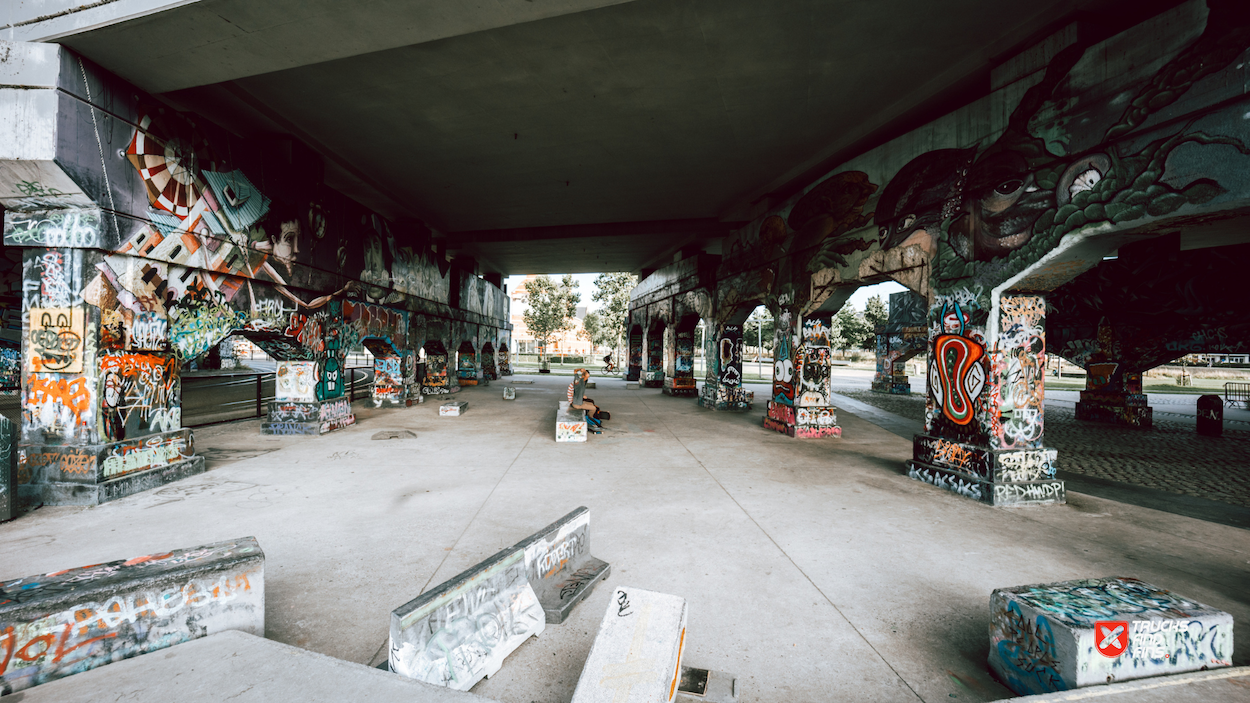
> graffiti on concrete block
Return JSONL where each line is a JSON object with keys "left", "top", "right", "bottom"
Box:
{"left": 771, "top": 311, "right": 797, "bottom": 406}
{"left": 263, "top": 422, "right": 321, "bottom": 435}
{"left": 3, "top": 210, "right": 100, "bottom": 248}
{"left": 101, "top": 432, "right": 192, "bottom": 480}
{"left": 907, "top": 463, "right": 986, "bottom": 502}
{"left": 268, "top": 402, "right": 320, "bottom": 423}
{"left": 993, "top": 481, "right": 1064, "bottom": 505}
{"left": 717, "top": 325, "right": 743, "bottom": 386}
{"left": 0, "top": 537, "right": 263, "bottom": 693}
{"left": 996, "top": 449, "right": 1057, "bottom": 483}
{"left": 914, "top": 435, "right": 991, "bottom": 479}
{"left": 27, "top": 308, "right": 84, "bottom": 373}
{"left": 796, "top": 406, "right": 836, "bottom": 428}
{"left": 390, "top": 552, "right": 545, "bottom": 690}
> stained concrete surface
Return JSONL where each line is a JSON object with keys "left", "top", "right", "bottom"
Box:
{"left": 0, "top": 374, "right": 1246, "bottom": 702}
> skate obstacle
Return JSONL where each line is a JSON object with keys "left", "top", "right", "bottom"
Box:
{"left": 989, "top": 577, "right": 1233, "bottom": 696}
{"left": 389, "top": 507, "right": 610, "bottom": 689}
{"left": 0, "top": 536, "right": 264, "bottom": 693}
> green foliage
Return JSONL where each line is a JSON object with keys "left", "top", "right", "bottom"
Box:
{"left": 835, "top": 304, "right": 872, "bottom": 350}
{"left": 522, "top": 274, "right": 580, "bottom": 364}
{"left": 581, "top": 311, "right": 616, "bottom": 350}
{"left": 591, "top": 272, "right": 637, "bottom": 355}
{"left": 743, "top": 308, "right": 775, "bottom": 354}
{"left": 863, "top": 295, "right": 888, "bottom": 333}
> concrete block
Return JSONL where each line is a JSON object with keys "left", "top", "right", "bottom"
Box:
{"left": 503, "top": 387, "right": 516, "bottom": 400}
{"left": 389, "top": 549, "right": 544, "bottom": 690}
{"left": 989, "top": 577, "right": 1233, "bottom": 697}
{"left": 388, "top": 508, "right": 610, "bottom": 688}
{"left": 586, "top": 381, "right": 596, "bottom": 389}
{"left": 557, "top": 401, "right": 587, "bottom": 443}
{"left": 572, "top": 587, "right": 687, "bottom": 703}
{"left": 517, "top": 506, "right": 611, "bottom": 624}
{"left": 16, "top": 630, "right": 501, "bottom": 703}
{"left": 439, "top": 401, "right": 468, "bottom": 416}
{"left": 0, "top": 536, "right": 264, "bottom": 694}
{"left": 626, "top": 382, "right": 640, "bottom": 390}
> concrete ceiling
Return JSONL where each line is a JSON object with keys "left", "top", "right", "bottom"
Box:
{"left": 16, "top": 0, "right": 1181, "bottom": 275}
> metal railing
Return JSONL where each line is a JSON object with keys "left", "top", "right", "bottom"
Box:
{"left": 182, "top": 366, "right": 376, "bottom": 428}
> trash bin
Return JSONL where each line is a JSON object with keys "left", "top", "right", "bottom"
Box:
{"left": 1197, "top": 394, "right": 1223, "bottom": 437}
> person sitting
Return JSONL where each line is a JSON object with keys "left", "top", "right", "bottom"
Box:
{"left": 568, "top": 368, "right": 604, "bottom": 431}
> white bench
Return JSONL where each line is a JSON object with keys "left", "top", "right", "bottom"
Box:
{"left": 572, "top": 587, "right": 686, "bottom": 703}
{"left": 557, "top": 401, "right": 587, "bottom": 442}
{"left": 439, "top": 401, "right": 468, "bottom": 416}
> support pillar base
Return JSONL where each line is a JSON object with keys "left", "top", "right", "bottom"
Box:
{"left": 662, "top": 377, "right": 698, "bottom": 397}
{"left": 263, "top": 398, "right": 356, "bottom": 435}
{"left": 762, "top": 401, "right": 841, "bottom": 437}
{"left": 21, "top": 455, "right": 206, "bottom": 506}
{"left": 907, "top": 434, "right": 1064, "bottom": 506}
{"left": 1075, "top": 392, "right": 1153, "bottom": 428}
{"left": 642, "top": 371, "right": 665, "bottom": 388}
{"left": 871, "top": 379, "right": 912, "bottom": 395}
{"left": 697, "top": 383, "right": 754, "bottom": 412}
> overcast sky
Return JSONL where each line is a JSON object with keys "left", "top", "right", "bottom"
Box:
{"left": 504, "top": 274, "right": 906, "bottom": 315}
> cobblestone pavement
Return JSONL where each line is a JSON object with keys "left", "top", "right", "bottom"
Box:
{"left": 834, "top": 387, "right": 1250, "bottom": 509}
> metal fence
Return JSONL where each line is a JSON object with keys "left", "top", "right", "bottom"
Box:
{"left": 0, "top": 367, "right": 378, "bottom": 431}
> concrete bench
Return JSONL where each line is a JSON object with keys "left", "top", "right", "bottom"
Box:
{"left": 557, "top": 401, "right": 587, "bottom": 442}
{"left": 389, "top": 507, "right": 610, "bottom": 690}
{"left": 989, "top": 577, "right": 1233, "bottom": 697}
{"left": 0, "top": 536, "right": 264, "bottom": 694}
{"left": 439, "top": 401, "right": 468, "bottom": 416}
{"left": 16, "top": 630, "right": 500, "bottom": 703}
{"left": 572, "top": 586, "right": 687, "bottom": 703}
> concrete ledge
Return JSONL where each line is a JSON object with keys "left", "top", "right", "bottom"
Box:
{"left": 989, "top": 577, "right": 1233, "bottom": 696}
{"left": 16, "top": 630, "right": 500, "bottom": 702}
{"left": 262, "top": 421, "right": 323, "bottom": 435}
{"left": 389, "top": 507, "right": 609, "bottom": 688}
{"left": 558, "top": 401, "right": 587, "bottom": 443}
{"left": 440, "top": 401, "right": 468, "bottom": 416}
{"left": 0, "top": 536, "right": 264, "bottom": 693}
{"left": 1003, "top": 666, "right": 1250, "bottom": 701}
{"left": 572, "top": 586, "right": 687, "bottom": 703}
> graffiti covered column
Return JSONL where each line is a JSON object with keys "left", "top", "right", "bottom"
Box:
{"left": 908, "top": 293, "right": 1062, "bottom": 506}
{"left": 1073, "top": 324, "right": 1152, "bottom": 429}
{"left": 764, "top": 311, "right": 840, "bottom": 437}
{"left": 16, "top": 242, "right": 202, "bottom": 505}
{"left": 662, "top": 325, "right": 697, "bottom": 397}
{"left": 698, "top": 323, "right": 752, "bottom": 411}
{"left": 625, "top": 326, "right": 643, "bottom": 381}
{"left": 871, "top": 291, "right": 927, "bottom": 395}
{"left": 643, "top": 322, "right": 665, "bottom": 387}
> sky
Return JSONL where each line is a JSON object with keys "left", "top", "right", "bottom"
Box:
{"left": 504, "top": 274, "right": 907, "bottom": 315}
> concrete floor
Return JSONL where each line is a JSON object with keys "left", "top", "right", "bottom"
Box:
{"left": 2, "top": 375, "right": 1247, "bottom": 702}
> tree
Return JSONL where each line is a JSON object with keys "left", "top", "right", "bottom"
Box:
{"left": 834, "top": 304, "right": 871, "bottom": 351}
{"left": 522, "top": 274, "right": 580, "bottom": 368}
{"left": 864, "top": 295, "right": 889, "bottom": 336}
{"left": 580, "top": 311, "right": 616, "bottom": 352}
{"left": 743, "top": 307, "right": 775, "bottom": 361}
{"left": 590, "top": 272, "right": 637, "bottom": 361}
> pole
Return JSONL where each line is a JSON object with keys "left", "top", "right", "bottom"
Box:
{"left": 255, "top": 373, "right": 263, "bottom": 418}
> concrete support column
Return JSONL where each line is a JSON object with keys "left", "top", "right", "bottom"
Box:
{"left": 481, "top": 343, "right": 498, "bottom": 380}
{"left": 662, "top": 327, "right": 696, "bottom": 397}
{"left": 764, "top": 312, "right": 839, "bottom": 437}
{"left": 625, "top": 327, "right": 642, "bottom": 381}
{"left": 908, "top": 293, "right": 1063, "bottom": 506}
{"left": 17, "top": 243, "right": 202, "bottom": 504}
{"left": 421, "top": 341, "right": 453, "bottom": 396}
{"left": 698, "top": 322, "right": 752, "bottom": 411}
{"left": 457, "top": 344, "right": 479, "bottom": 386}
{"left": 643, "top": 326, "right": 664, "bottom": 387}
{"left": 871, "top": 325, "right": 926, "bottom": 395}
{"left": 1076, "top": 363, "right": 1152, "bottom": 429}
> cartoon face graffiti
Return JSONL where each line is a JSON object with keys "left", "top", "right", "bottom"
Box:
{"left": 876, "top": 149, "right": 975, "bottom": 253}
{"left": 949, "top": 150, "right": 1055, "bottom": 261}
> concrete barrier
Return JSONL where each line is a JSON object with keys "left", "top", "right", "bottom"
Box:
{"left": 0, "top": 536, "right": 264, "bottom": 694}
{"left": 989, "top": 577, "right": 1233, "bottom": 697}
{"left": 16, "top": 630, "right": 502, "bottom": 703}
{"left": 389, "top": 507, "right": 610, "bottom": 689}
{"left": 440, "top": 401, "right": 468, "bottom": 416}
{"left": 503, "top": 387, "right": 516, "bottom": 400}
{"left": 572, "top": 586, "right": 687, "bottom": 703}
{"left": 557, "top": 401, "right": 587, "bottom": 442}
{"left": 263, "top": 398, "right": 356, "bottom": 436}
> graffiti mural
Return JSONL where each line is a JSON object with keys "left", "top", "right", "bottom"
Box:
{"left": 716, "top": 325, "right": 743, "bottom": 386}
{"left": 797, "top": 316, "right": 832, "bottom": 407}
{"left": 771, "top": 311, "right": 797, "bottom": 406}
{"left": 481, "top": 343, "right": 497, "bottom": 380}
{"left": 99, "top": 353, "right": 180, "bottom": 441}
